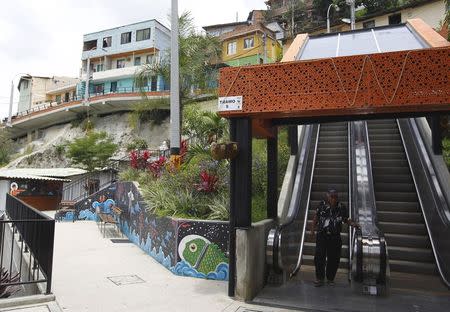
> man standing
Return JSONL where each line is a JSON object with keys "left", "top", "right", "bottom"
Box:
{"left": 311, "top": 188, "right": 359, "bottom": 287}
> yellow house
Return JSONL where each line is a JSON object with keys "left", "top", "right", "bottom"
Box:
{"left": 220, "top": 24, "right": 283, "bottom": 66}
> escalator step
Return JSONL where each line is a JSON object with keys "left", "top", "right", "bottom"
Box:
{"left": 375, "top": 191, "right": 417, "bottom": 202}
{"left": 370, "top": 146, "right": 404, "bottom": 153}
{"left": 373, "top": 159, "right": 410, "bottom": 167}
{"left": 376, "top": 201, "right": 419, "bottom": 212}
{"left": 377, "top": 211, "right": 423, "bottom": 223}
{"left": 384, "top": 233, "right": 431, "bottom": 249}
{"left": 301, "top": 255, "right": 349, "bottom": 269}
{"left": 369, "top": 152, "right": 407, "bottom": 160}
{"left": 387, "top": 246, "right": 435, "bottom": 263}
{"left": 374, "top": 183, "right": 416, "bottom": 193}
{"left": 315, "top": 160, "right": 348, "bottom": 168}
{"left": 373, "top": 174, "right": 413, "bottom": 184}
{"left": 372, "top": 167, "right": 411, "bottom": 175}
{"left": 311, "top": 183, "right": 347, "bottom": 193}
{"left": 379, "top": 221, "right": 427, "bottom": 235}
{"left": 313, "top": 175, "right": 348, "bottom": 184}
{"left": 389, "top": 259, "right": 437, "bottom": 275}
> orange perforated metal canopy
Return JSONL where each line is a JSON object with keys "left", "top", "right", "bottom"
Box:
{"left": 218, "top": 20, "right": 450, "bottom": 137}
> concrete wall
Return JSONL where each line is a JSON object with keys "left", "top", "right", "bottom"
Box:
{"left": 81, "top": 20, "right": 170, "bottom": 61}
{"left": 235, "top": 219, "right": 275, "bottom": 301}
{"left": 0, "top": 180, "right": 10, "bottom": 211}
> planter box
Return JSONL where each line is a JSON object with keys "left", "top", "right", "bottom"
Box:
{"left": 65, "top": 182, "right": 229, "bottom": 281}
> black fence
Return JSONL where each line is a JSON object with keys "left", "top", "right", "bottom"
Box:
{"left": 1, "top": 194, "right": 55, "bottom": 295}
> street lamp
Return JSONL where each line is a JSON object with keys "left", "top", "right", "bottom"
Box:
{"left": 327, "top": 3, "right": 340, "bottom": 34}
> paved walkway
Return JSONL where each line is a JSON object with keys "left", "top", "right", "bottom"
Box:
{"left": 47, "top": 219, "right": 294, "bottom": 312}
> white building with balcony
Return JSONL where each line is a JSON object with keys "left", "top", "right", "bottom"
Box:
{"left": 79, "top": 19, "right": 171, "bottom": 97}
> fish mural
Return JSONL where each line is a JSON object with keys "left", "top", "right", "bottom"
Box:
{"left": 178, "top": 235, "right": 228, "bottom": 275}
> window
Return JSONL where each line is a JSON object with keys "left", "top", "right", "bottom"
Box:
{"left": 389, "top": 13, "right": 401, "bottom": 25}
{"left": 363, "top": 20, "right": 375, "bottom": 29}
{"left": 64, "top": 92, "right": 70, "bottom": 102}
{"left": 146, "top": 54, "right": 154, "bottom": 64}
{"left": 134, "top": 57, "right": 141, "bottom": 66}
{"left": 55, "top": 95, "right": 61, "bottom": 103}
{"left": 244, "top": 37, "right": 254, "bottom": 49}
{"left": 94, "top": 84, "right": 104, "bottom": 94}
{"left": 110, "top": 82, "right": 117, "bottom": 93}
{"left": 136, "top": 28, "right": 151, "bottom": 41}
{"left": 121, "top": 32, "right": 132, "bottom": 44}
{"left": 96, "top": 64, "right": 104, "bottom": 72}
{"left": 102, "top": 36, "right": 112, "bottom": 48}
{"left": 83, "top": 40, "right": 97, "bottom": 51}
{"left": 117, "top": 59, "right": 126, "bottom": 68}
{"left": 227, "top": 41, "right": 237, "bottom": 55}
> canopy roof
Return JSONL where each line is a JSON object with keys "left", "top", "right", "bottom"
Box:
{"left": 217, "top": 19, "right": 450, "bottom": 137}
{"left": 299, "top": 24, "right": 427, "bottom": 60}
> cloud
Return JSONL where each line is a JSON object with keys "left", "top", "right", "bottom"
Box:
{"left": 0, "top": 0, "right": 266, "bottom": 118}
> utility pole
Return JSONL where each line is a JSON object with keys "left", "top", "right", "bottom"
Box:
{"left": 7, "top": 80, "right": 14, "bottom": 127}
{"left": 263, "top": 33, "right": 267, "bottom": 64}
{"left": 346, "top": 0, "right": 356, "bottom": 30}
{"left": 291, "top": 0, "right": 295, "bottom": 37}
{"left": 170, "top": 0, "right": 181, "bottom": 157}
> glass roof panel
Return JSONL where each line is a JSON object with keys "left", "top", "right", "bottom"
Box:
{"left": 338, "top": 30, "right": 379, "bottom": 56}
{"left": 297, "top": 24, "right": 427, "bottom": 61}
{"left": 374, "top": 26, "right": 427, "bottom": 52}
{"left": 298, "top": 35, "right": 338, "bottom": 60}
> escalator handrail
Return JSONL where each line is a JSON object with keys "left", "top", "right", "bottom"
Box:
{"left": 267, "top": 124, "right": 315, "bottom": 271}
{"left": 397, "top": 118, "right": 450, "bottom": 288}
{"left": 348, "top": 121, "right": 353, "bottom": 280}
{"left": 288, "top": 124, "right": 321, "bottom": 276}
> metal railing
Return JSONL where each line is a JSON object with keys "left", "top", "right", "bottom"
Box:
{"left": 1, "top": 194, "right": 55, "bottom": 295}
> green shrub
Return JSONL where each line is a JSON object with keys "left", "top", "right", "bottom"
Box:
{"left": 443, "top": 137, "right": 450, "bottom": 169}
{"left": 126, "top": 138, "right": 149, "bottom": 151}
{"left": 129, "top": 98, "right": 170, "bottom": 129}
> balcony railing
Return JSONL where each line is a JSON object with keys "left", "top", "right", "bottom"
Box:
{"left": 4, "top": 87, "right": 169, "bottom": 124}
{"left": 1, "top": 194, "right": 55, "bottom": 295}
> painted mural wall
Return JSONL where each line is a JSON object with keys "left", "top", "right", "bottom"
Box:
{"left": 60, "top": 182, "right": 229, "bottom": 281}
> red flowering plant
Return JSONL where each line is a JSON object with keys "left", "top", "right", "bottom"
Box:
{"left": 129, "top": 150, "right": 152, "bottom": 170}
{"left": 195, "top": 170, "right": 219, "bottom": 193}
{"left": 149, "top": 156, "right": 167, "bottom": 178}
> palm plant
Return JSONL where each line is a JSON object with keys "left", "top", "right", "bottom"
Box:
{"left": 0, "top": 268, "right": 20, "bottom": 298}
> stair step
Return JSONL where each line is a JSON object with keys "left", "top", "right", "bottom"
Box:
{"left": 379, "top": 221, "right": 427, "bottom": 235}
{"left": 374, "top": 183, "right": 416, "bottom": 193}
{"left": 372, "top": 167, "right": 411, "bottom": 175}
{"left": 378, "top": 211, "right": 423, "bottom": 223}
{"left": 301, "top": 254, "right": 349, "bottom": 269}
{"left": 389, "top": 259, "right": 437, "bottom": 275}
{"left": 376, "top": 201, "right": 420, "bottom": 212}
{"left": 375, "top": 191, "right": 417, "bottom": 202}
{"left": 384, "top": 233, "right": 431, "bottom": 249}
{"left": 387, "top": 246, "right": 434, "bottom": 263}
{"left": 373, "top": 174, "right": 412, "bottom": 184}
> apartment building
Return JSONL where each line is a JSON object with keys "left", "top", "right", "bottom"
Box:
{"left": 80, "top": 19, "right": 171, "bottom": 97}
{"left": 204, "top": 10, "right": 284, "bottom": 67}
{"left": 17, "top": 75, "right": 79, "bottom": 114}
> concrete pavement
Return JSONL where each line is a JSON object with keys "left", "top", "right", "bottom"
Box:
{"left": 47, "top": 219, "right": 296, "bottom": 312}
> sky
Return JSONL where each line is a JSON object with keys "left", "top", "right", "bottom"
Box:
{"left": 0, "top": 0, "right": 267, "bottom": 118}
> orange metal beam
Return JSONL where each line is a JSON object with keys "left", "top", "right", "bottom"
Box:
{"left": 218, "top": 47, "right": 450, "bottom": 121}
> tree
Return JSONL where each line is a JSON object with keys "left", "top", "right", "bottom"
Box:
{"left": 135, "top": 11, "right": 221, "bottom": 101}
{"left": 66, "top": 131, "right": 117, "bottom": 172}
{"left": 0, "top": 129, "right": 14, "bottom": 166}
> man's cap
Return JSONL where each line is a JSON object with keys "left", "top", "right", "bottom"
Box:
{"left": 327, "top": 188, "right": 338, "bottom": 197}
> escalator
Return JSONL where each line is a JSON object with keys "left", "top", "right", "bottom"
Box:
{"left": 368, "top": 119, "right": 447, "bottom": 292}
{"left": 300, "top": 122, "right": 350, "bottom": 280}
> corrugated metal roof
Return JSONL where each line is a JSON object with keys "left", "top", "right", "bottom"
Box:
{"left": 4, "top": 168, "right": 87, "bottom": 178}
{"left": 0, "top": 170, "right": 71, "bottom": 182}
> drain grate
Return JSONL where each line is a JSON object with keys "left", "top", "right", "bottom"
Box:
{"left": 107, "top": 275, "right": 145, "bottom": 286}
{"left": 110, "top": 239, "right": 131, "bottom": 243}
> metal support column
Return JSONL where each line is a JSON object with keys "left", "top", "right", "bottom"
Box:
{"left": 288, "top": 126, "right": 298, "bottom": 155}
{"left": 267, "top": 128, "right": 278, "bottom": 219}
{"left": 431, "top": 115, "right": 442, "bottom": 155}
{"left": 228, "top": 118, "right": 252, "bottom": 297}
